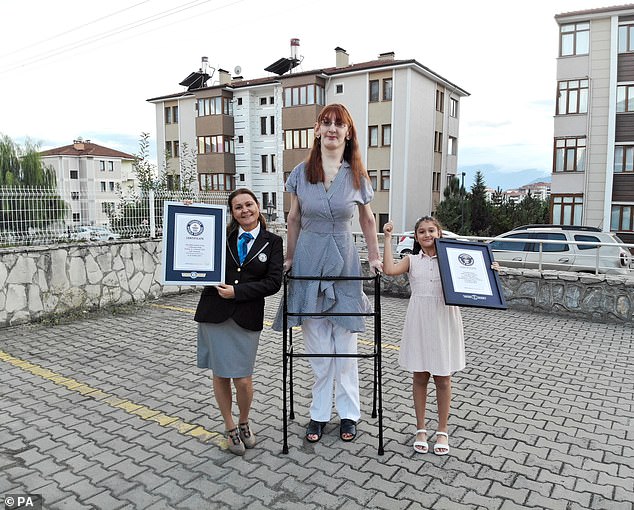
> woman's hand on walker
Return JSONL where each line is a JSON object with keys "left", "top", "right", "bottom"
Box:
{"left": 491, "top": 261, "right": 501, "bottom": 271}
{"left": 369, "top": 258, "right": 383, "bottom": 273}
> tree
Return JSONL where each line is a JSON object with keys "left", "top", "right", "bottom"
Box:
{"left": 468, "top": 170, "right": 492, "bottom": 235}
{"left": 435, "top": 176, "right": 466, "bottom": 233}
{"left": 0, "top": 134, "right": 68, "bottom": 238}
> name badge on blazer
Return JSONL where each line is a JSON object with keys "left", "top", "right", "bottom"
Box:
{"left": 258, "top": 253, "right": 268, "bottom": 262}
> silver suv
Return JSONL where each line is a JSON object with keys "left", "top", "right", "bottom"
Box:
{"left": 488, "top": 225, "right": 631, "bottom": 275}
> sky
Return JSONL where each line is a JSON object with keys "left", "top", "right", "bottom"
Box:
{"left": 0, "top": 0, "right": 614, "bottom": 190}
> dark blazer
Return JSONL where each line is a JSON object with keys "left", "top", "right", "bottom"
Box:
{"left": 194, "top": 226, "right": 283, "bottom": 331}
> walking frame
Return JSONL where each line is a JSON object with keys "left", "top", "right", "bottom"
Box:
{"left": 281, "top": 272, "right": 384, "bottom": 455}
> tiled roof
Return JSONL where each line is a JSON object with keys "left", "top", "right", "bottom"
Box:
{"left": 40, "top": 141, "right": 135, "bottom": 160}
{"left": 147, "top": 56, "right": 469, "bottom": 101}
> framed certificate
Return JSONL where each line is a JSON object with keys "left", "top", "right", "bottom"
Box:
{"left": 435, "top": 238, "right": 507, "bottom": 309}
{"left": 162, "top": 201, "right": 226, "bottom": 286}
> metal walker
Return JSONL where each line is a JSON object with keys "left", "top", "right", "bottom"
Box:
{"left": 281, "top": 272, "right": 384, "bottom": 455}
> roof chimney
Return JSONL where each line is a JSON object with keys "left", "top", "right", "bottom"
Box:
{"left": 335, "top": 47, "right": 349, "bottom": 68}
{"left": 218, "top": 68, "right": 231, "bottom": 85}
{"left": 73, "top": 138, "right": 85, "bottom": 151}
{"left": 378, "top": 51, "right": 395, "bottom": 61}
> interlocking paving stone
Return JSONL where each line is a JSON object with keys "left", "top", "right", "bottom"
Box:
{"left": 1, "top": 290, "right": 633, "bottom": 508}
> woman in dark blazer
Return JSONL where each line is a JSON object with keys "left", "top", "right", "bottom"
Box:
{"left": 195, "top": 188, "right": 283, "bottom": 455}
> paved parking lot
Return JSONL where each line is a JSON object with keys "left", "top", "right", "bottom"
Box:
{"left": 0, "top": 289, "right": 632, "bottom": 509}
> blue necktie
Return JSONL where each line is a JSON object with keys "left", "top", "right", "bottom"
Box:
{"left": 238, "top": 232, "right": 253, "bottom": 264}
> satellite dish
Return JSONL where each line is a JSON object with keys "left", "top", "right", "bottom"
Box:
{"left": 234, "top": 65, "right": 242, "bottom": 75}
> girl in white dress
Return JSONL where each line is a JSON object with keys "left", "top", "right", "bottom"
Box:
{"left": 383, "top": 216, "right": 497, "bottom": 456}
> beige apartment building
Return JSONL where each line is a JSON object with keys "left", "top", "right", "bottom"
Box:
{"left": 554, "top": 4, "right": 634, "bottom": 244}
{"left": 147, "top": 45, "right": 468, "bottom": 232}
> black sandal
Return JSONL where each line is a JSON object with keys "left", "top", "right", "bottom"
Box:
{"left": 305, "top": 420, "right": 326, "bottom": 443}
{"left": 340, "top": 419, "right": 357, "bottom": 442}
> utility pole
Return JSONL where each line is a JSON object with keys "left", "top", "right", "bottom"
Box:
{"left": 461, "top": 172, "right": 466, "bottom": 232}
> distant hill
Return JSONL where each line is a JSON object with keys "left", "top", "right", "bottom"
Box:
{"left": 458, "top": 164, "right": 551, "bottom": 192}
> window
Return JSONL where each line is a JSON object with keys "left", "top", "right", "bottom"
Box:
{"left": 383, "top": 78, "right": 392, "bottom": 101}
{"left": 101, "top": 202, "right": 115, "bottom": 214}
{"left": 237, "top": 98, "right": 243, "bottom": 106}
{"left": 71, "top": 192, "right": 79, "bottom": 200}
{"left": 198, "top": 173, "right": 234, "bottom": 191}
{"left": 450, "top": 98, "right": 458, "bottom": 118}
{"left": 368, "top": 170, "right": 377, "bottom": 190}
{"left": 619, "top": 24, "right": 634, "bottom": 52}
{"left": 270, "top": 116, "right": 275, "bottom": 135}
{"left": 574, "top": 234, "right": 600, "bottom": 250}
{"left": 260, "top": 97, "right": 267, "bottom": 105}
{"left": 173, "top": 141, "right": 179, "bottom": 158}
{"left": 382, "top": 125, "right": 391, "bottom": 146}
{"left": 270, "top": 192, "right": 277, "bottom": 207}
{"left": 434, "top": 131, "right": 443, "bottom": 152}
{"left": 551, "top": 195, "right": 583, "bottom": 225}
{"left": 262, "top": 192, "right": 269, "bottom": 208}
{"left": 108, "top": 161, "right": 114, "bottom": 171}
{"left": 99, "top": 160, "right": 106, "bottom": 172}
{"left": 369, "top": 80, "right": 379, "bottom": 102}
{"left": 611, "top": 204, "right": 634, "bottom": 231}
{"left": 448, "top": 136, "right": 457, "bottom": 155}
{"left": 197, "top": 135, "right": 235, "bottom": 154}
{"left": 72, "top": 213, "right": 80, "bottom": 222}
{"left": 238, "top": 135, "right": 244, "bottom": 143}
{"left": 70, "top": 170, "right": 78, "bottom": 179}
{"left": 432, "top": 172, "right": 441, "bottom": 192}
{"left": 380, "top": 169, "right": 390, "bottom": 191}
{"left": 616, "top": 84, "right": 634, "bottom": 113}
{"left": 239, "top": 174, "right": 245, "bottom": 181}
{"left": 270, "top": 96, "right": 275, "bottom": 104}
{"left": 196, "top": 96, "right": 233, "bottom": 116}
{"left": 261, "top": 154, "right": 268, "bottom": 173}
{"left": 164, "top": 105, "right": 178, "bottom": 124}
{"left": 369, "top": 126, "right": 378, "bottom": 147}
{"left": 560, "top": 22, "right": 589, "bottom": 56}
{"left": 100, "top": 181, "right": 106, "bottom": 192}
{"left": 271, "top": 154, "right": 276, "bottom": 173}
{"left": 335, "top": 84, "right": 344, "bottom": 94}
{"left": 165, "top": 141, "right": 172, "bottom": 158}
{"left": 109, "top": 182, "right": 115, "bottom": 192}
{"left": 283, "top": 84, "right": 325, "bottom": 106}
{"left": 436, "top": 90, "right": 444, "bottom": 112}
{"left": 284, "top": 128, "right": 315, "bottom": 149}
{"left": 554, "top": 137, "right": 586, "bottom": 172}
{"left": 261, "top": 117, "right": 267, "bottom": 135}
{"left": 615, "top": 145, "right": 634, "bottom": 172}
{"left": 557, "top": 80, "right": 588, "bottom": 114}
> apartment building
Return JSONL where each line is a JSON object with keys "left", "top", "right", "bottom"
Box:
{"left": 40, "top": 139, "right": 136, "bottom": 226}
{"left": 147, "top": 44, "right": 468, "bottom": 232}
{"left": 554, "top": 3, "right": 634, "bottom": 244}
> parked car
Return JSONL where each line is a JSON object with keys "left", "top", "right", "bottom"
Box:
{"left": 89, "top": 226, "right": 120, "bottom": 241}
{"left": 68, "top": 226, "right": 93, "bottom": 241}
{"left": 487, "top": 225, "right": 631, "bottom": 275}
{"left": 395, "top": 230, "right": 459, "bottom": 257}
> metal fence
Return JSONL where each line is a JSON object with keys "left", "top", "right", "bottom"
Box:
{"left": 0, "top": 187, "right": 231, "bottom": 247}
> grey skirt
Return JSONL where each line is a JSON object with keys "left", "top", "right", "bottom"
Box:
{"left": 197, "top": 319, "right": 261, "bottom": 378}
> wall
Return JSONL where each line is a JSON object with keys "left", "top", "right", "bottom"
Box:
{"left": 0, "top": 240, "right": 189, "bottom": 327}
{"left": 363, "top": 263, "right": 634, "bottom": 324}
{"left": 2, "top": 241, "right": 634, "bottom": 327}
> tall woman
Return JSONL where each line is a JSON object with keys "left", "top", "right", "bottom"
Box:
{"left": 195, "top": 188, "right": 283, "bottom": 455}
{"left": 273, "top": 104, "right": 382, "bottom": 443}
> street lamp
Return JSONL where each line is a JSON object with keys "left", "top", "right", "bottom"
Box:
{"left": 460, "top": 172, "right": 466, "bottom": 232}
{"left": 265, "top": 202, "right": 276, "bottom": 222}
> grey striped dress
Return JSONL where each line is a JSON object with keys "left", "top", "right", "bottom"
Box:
{"left": 272, "top": 161, "right": 373, "bottom": 333}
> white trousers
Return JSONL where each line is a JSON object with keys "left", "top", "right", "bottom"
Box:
{"left": 302, "top": 318, "right": 361, "bottom": 422}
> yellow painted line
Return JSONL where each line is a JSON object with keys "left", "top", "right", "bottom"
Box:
{"left": 151, "top": 303, "right": 401, "bottom": 350}
{"left": 0, "top": 350, "right": 227, "bottom": 450}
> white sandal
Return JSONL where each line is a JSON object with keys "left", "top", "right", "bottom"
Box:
{"left": 413, "top": 429, "right": 428, "bottom": 454}
{"left": 433, "top": 431, "right": 450, "bottom": 456}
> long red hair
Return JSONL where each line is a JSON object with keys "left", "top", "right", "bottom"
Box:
{"left": 305, "top": 103, "right": 368, "bottom": 189}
